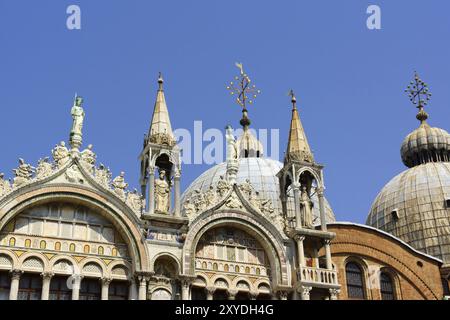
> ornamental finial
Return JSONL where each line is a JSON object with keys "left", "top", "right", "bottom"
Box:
{"left": 226, "top": 63, "right": 261, "bottom": 129}
{"left": 405, "top": 72, "right": 432, "bottom": 124}
{"left": 158, "top": 72, "right": 164, "bottom": 90}
{"left": 289, "top": 89, "right": 297, "bottom": 109}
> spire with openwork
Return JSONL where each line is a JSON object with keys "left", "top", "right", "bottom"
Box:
{"left": 285, "top": 90, "right": 314, "bottom": 163}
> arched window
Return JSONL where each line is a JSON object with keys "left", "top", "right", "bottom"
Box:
{"left": 49, "top": 276, "right": 71, "bottom": 300}
{"left": 9, "top": 237, "right": 16, "bottom": 247}
{"left": 345, "top": 262, "right": 365, "bottom": 299}
{"left": 98, "top": 246, "right": 104, "bottom": 255}
{"left": 54, "top": 242, "right": 61, "bottom": 251}
{"left": 442, "top": 277, "right": 450, "bottom": 296}
{"left": 69, "top": 243, "right": 76, "bottom": 252}
{"left": 0, "top": 271, "right": 10, "bottom": 300}
{"left": 40, "top": 240, "right": 46, "bottom": 250}
{"left": 18, "top": 274, "right": 42, "bottom": 300}
{"left": 380, "top": 272, "right": 395, "bottom": 300}
{"left": 25, "top": 239, "right": 31, "bottom": 248}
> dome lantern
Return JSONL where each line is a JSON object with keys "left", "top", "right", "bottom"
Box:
{"left": 401, "top": 72, "right": 450, "bottom": 168}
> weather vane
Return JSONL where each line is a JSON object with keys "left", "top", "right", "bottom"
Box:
{"left": 405, "top": 72, "right": 432, "bottom": 123}
{"left": 226, "top": 62, "right": 261, "bottom": 109}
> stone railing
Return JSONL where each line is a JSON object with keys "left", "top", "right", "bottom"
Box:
{"left": 297, "top": 266, "right": 338, "bottom": 286}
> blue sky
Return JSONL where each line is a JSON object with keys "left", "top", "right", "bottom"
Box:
{"left": 1, "top": 0, "right": 450, "bottom": 223}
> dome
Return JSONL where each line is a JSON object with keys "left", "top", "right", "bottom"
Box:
{"left": 401, "top": 122, "right": 450, "bottom": 168}
{"left": 237, "top": 129, "right": 264, "bottom": 158}
{"left": 366, "top": 162, "right": 450, "bottom": 263}
{"left": 182, "top": 157, "right": 336, "bottom": 225}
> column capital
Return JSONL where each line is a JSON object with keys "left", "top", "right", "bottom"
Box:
{"left": 299, "top": 285, "right": 312, "bottom": 297}
{"left": 292, "top": 182, "right": 301, "bottom": 191}
{"left": 294, "top": 235, "right": 306, "bottom": 242}
{"left": 41, "top": 272, "right": 55, "bottom": 280}
{"left": 329, "top": 288, "right": 340, "bottom": 300}
{"left": 10, "top": 269, "right": 23, "bottom": 280}
{"left": 205, "top": 286, "right": 216, "bottom": 295}
{"left": 101, "top": 277, "right": 113, "bottom": 286}
{"left": 135, "top": 271, "right": 153, "bottom": 283}
{"left": 178, "top": 275, "right": 196, "bottom": 287}
{"left": 278, "top": 291, "right": 289, "bottom": 300}
{"left": 323, "top": 239, "right": 332, "bottom": 246}
{"left": 228, "top": 289, "right": 238, "bottom": 299}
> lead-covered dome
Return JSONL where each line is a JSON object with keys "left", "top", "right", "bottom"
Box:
{"left": 367, "top": 162, "right": 450, "bottom": 262}
{"left": 401, "top": 122, "right": 450, "bottom": 168}
{"left": 368, "top": 73, "right": 450, "bottom": 263}
{"left": 182, "top": 157, "right": 336, "bottom": 225}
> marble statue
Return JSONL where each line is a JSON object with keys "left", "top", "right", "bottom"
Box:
{"left": 65, "top": 164, "right": 84, "bottom": 184}
{"left": 126, "top": 189, "right": 144, "bottom": 213}
{"left": 154, "top": 170, "right": 170, "bottom": 213}
{"left": 216, "top": 175, "right": 231, "bottom": 197}
{"left": 70, "top": 96, "right": 85, "bottom": 144}
{"left": 36, "top": 157, "right": 53, "bottom": 179}
{"left": 225, "top": 193, "right": 242, "bottom": 209}
{"left": 12, "top": 158, "right": 34, "bottom": 188}
{"left": 52, "top": 141, "right": 70, "bottom": 168}
{"left": 225, "top": 125, "right": 238, "bottom": 161}
{"left": 112, "top": 172, "right": 128, "bottom": 199}
{"left": 80, "top": 144, "right": 96, "bottom": 173}
{"left": 0, "top": 173, "right": 11, "bottom": 197}
{"left": 300, "top": 186, "right": 313, "bottom": 228}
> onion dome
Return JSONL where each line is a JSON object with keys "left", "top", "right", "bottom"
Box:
{"left": 367, "top": 72, "right": 450, "bottom": 263}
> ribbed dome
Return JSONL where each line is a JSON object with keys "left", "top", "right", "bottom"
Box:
{"left": 401, "top": 122, "right": 450, "bottom": 168}
{"left": 366, "top": 162, "right": 450, "bottom": 263}
{"left": 182, "top": 158, "right": 336, "bottom": 225}
{"left": 237, "top": 129, "right": 264, "bottom": 158}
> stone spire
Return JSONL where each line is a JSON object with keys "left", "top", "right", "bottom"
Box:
{"left": 147, "top": 73, "right": 175, "bottom": 147}
{"left": 285, "top": 90, "right": 314, "bottom": 163}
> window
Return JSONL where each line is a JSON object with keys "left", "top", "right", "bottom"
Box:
{"left": 445, "top": 199, "right": 450, "bottom": 208}
{"left": 18, "top": 274, "right": 42, "bottom": 300}
{"left": 379, "top": 272, "right": 395, "bottom": 300}
{"left": 442, "top": 277, "right": 450, "bottom": 296}
{"left": 79, "top": 278, "right": 101, "bottom": 300}
{"left": 108, "top": 281, "right": 129, "bottom": 300}
{"left": 391, "top": 209, "right": 399, "bottom": 221}
{"left": 345, "top": 262, "right": 365, "bottom": 299}
{"left": 49, "top": 276, "right": 71, "bottom": 300}
{"left": 0, "top": 271, "right": 10, "bottom": 300}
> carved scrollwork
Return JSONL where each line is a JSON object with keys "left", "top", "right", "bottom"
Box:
{"left": 149, "top": 133, "right": 176, "bottom": 147}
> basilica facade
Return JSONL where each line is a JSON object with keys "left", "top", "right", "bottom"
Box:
{"left": 0, "top": 70, "right": 448, "bottom": 300}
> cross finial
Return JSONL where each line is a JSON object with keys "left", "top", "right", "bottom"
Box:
{"left": 405, "top": 71, "right": 432, "bottom": 124}
{"left": 226, "top": 62, "right": 261, "bottom": 109}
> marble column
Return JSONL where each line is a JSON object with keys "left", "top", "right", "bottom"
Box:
{"left": 147, "top": 167, "right": 155, "bottom": 215}
{"left": 128, "top": 280, "right": 137, "bottom": 300}
{"left": 181, "top": 279, "right": 190, "bottom": 300}
{"left": 174, "top": 172, "right": 181, "bottom": 217}
{"left": 296, "top": 236, "right": 306, "bottom": 268}
{"left": 206, "top": 287, "right": 215, "bottom": 300}
{"left": 317, "top": 187, "right": 327, "bottom": 231}
{"left": 71, "top": 275, "right": 83, "bottom": 300}
{"left": 9, "top": 269, "right": 22, "bottom": 300}
{"left": 41, "top": 272, "right": 54, "bottom": 300}
{"left": 300, "top": 286, "right": 312, "bottom": 301}
{"left": 324, "top": 239, "right": 333, "bottom": 270}
{"left": 101, "top": 278, "right": 112, "bottom": 300}
{"left": 138, "top": 276, "right": 147, "bottom": 300}
{"left": 293, "top": 183, "right": 302, "bottom": 228}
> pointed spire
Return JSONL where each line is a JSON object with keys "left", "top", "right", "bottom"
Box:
{"left": 285, "top": 90, "right": 314, "bottom": 163}
{"left": 148, "top": 73, "right": 175, "bottom": 146}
